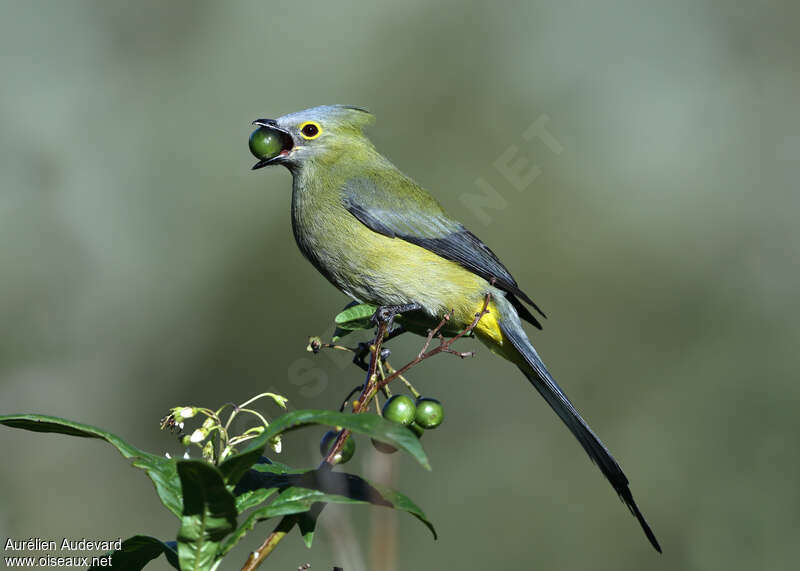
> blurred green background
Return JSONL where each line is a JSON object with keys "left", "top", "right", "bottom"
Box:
{"left": 2, "top": 1, "right": 799, "bottom": 569}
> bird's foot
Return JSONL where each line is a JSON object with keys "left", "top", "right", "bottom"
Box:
{"left": 371, "top": 302, "right": 423, "bottom": 327}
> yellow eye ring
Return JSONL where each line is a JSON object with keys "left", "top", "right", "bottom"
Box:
{"left": 299, "top": 121, "right": 322, "bottom": 140}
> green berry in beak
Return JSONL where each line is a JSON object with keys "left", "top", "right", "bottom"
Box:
{"left": 249, "top": 126, "right": 284, "bottom": 160}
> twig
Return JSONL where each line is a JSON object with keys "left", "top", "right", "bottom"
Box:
{"left": 417, "top": 311, "right": 452, "bottom": 358}
{"left": 338, "top": 385, "right": 365, "bottom": 412}
{"left": 383, "top": 360, "right": 420, "bottom": 399}
{"left": 241, "top": 317, "right": 392, "bottom": 570}
{"left": 241, "top": 515, "right": 296, "bottom": 571}
{"left": 321, "top": 319, "right": 390, "bottom": 466}
{"left": 377, "top": 293, "right": 491, "bottom": 392}
{"left": 242, "top": 294, "right": 491, "bottom": 570}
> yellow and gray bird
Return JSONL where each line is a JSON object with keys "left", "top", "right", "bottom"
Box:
{"left": 249, "top": 104, "right": 660, "bottom": 552}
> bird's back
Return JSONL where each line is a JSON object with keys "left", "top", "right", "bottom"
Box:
{"left": 290, "top": 155, "right": 493, "bottom": 319}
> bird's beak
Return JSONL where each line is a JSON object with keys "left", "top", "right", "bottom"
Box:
{"left": 251, "top": 119, "right": 294, "bottom": 169}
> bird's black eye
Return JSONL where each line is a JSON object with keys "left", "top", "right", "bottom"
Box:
{"left": 300, "top": 121, "right": 321, "bottom": 139}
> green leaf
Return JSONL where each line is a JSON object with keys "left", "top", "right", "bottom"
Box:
{"left": 220, "top": 488, "right": 319, "bottom": 555}
{"left": 331, "top": 326, "right": 354, "bottom": 342}
{"left": 244, "top": 465, "right": 437, "bottom": 540}
{"left": 224, "top": 482, "right": 435, "bottom": 554}
{"left": 219, "top": 410, "right": 430, "bottom": 485}
{"left": 88, "top": 535, "right": 179, "bottom": 570}
{"left": 131, "top": 455, "right": 182, "bottom": 517}
{"left": 0, "top": 414, "right": 182, "bottom": 517}
{"left": 0, "top": 414, "right": 145, "bottom": 455}
{"left": 333, "top": 303, "right": 377, "bottom": 330}
{"left": 367, "top": 480, "right": 437, "bottom": 539}
{"left": 224, "top": 460, "right": 438, "bottom": 553}
{"left": 235, "top": 486, "right": 278, "bottom": 513}
{"left": 248, "top": 461, "right": 306, "bottom": 475}
{"left": 176, "top": 460, "right": 238, "bottom": 571}
{"left": 297, "top": 511, "right": 318, "bottom": 548}
{"left": 232, "top": 459, "right": 303, "bottom": 513}
{"left": 221, "top": 488, "right": 344, "bottom": 555}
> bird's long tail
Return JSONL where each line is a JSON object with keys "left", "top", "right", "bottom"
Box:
{"left": 474, "top": 295, "right": 661, "bottom": 553}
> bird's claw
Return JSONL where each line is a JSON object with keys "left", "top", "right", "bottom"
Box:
{"left": 371, "top": 306, "right": 394, "bottom": 325}
{"left": 370, "top": 302, "right": 423, "bottom": 327}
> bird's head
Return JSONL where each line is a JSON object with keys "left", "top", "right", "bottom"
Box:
{"left": 249, "top": 105, "right": 375, "bottom": 171}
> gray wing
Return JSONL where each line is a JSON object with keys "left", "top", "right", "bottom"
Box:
{"left": 341, "top": 176, "right": 545, "bottom": 328}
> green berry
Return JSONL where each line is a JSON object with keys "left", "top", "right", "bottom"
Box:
{"left": 319, "top": 430, "right": 355, "bottom": 465}
{"left": 249, "top": 126, "right": 283, "bottom": 160}
{"left": 371, "top": 438, "right": 398, "bottom": 454}
{"left": 381, "top": 395, "right": 416, "bottom": 426}
{"left": 415, "top": 397, "right": 444, "bottom": 429}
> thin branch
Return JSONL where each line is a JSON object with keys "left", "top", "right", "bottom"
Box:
{"left": 241, "top": 317, "right": 393, "bottom": 570}
{"left": 377, "top": 292, "right": 491, "bottom": 392}
{"left": 242, "top": 294, "right": 491, "bottom": 570}
{"left": 417, "top": 311, "right": 452, "bottom": 358}
{"left": 240, "top": 515, "right": 296, "bottom": 571}
{"left": 338, "top": 385, "right": 366, "bottom": 412}
{"left": 321, "top": 318, "right": 390, "bottom": 466}
{"left": 384, "top": 360, "right": 421, "bottom": 399}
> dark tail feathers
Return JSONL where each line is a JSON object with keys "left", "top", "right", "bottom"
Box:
{"left": 499, "top": 319, "right": 661, "bottom": 553}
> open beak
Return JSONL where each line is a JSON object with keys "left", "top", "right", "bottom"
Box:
{"left": 251, "top": 119, "right": 294, "bottom": 169}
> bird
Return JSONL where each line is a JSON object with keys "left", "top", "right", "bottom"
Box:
{"left": 249, "top": 104, "right": 661, "bottom": 552}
